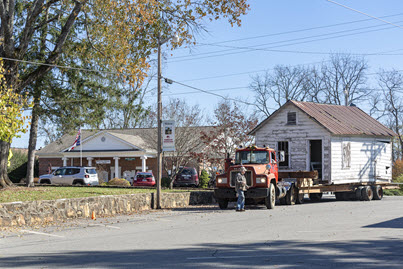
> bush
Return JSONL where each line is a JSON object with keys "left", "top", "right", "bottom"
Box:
{"left": 392, "top": 160, "right": 403, "bottom": 180}
{"left": 104, "top": 178, "right": 131, "bottom": 187}
{"left": 385, "top": 173, "right": 403, "bottom": 196}
{"left": 199, "top": 170, "right": 210, "bottom": 188}
{"left": 162, "top": 177, "right": 171, "bottom": 188}
{"left": 8, "top": 149, "right": 39, "bottom": 183}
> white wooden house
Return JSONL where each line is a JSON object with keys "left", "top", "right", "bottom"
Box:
{"left": 249, "top": 100, "right": 397, "bottom": 184}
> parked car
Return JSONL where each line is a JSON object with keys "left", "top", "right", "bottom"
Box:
{"left": 38, "top": 166, "right": 99, "bottom": 186}
{"left": 133, "top": 172, "right": 156, "bottom": 187}
{"left": 173, "top": 167, "right": 199, "bottom": 187}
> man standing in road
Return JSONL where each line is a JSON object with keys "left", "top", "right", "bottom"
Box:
{"left": 235, "top": 166, "right": 248, "bottom": 212}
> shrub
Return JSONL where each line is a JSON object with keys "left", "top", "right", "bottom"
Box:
{"left": 7, "top": 149, "right": 39, "bottom": 183}
{"left": 105, "top": 178, "right": 131, "bottom": 187}
{"left": 199, "top": 170, "right": 210, "bottom": 188}
{"left": 393, "top": 160, "right": 403, "bottom": 180}
{"left": 162, "top": 177, "right": 170, "bottom": 188}
{"left": 385, "top": 173, "right": 403, "bottom": 196}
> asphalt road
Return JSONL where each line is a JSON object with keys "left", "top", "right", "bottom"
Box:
{"left": 1, "top": 195, "right": 403, "bottom": 268}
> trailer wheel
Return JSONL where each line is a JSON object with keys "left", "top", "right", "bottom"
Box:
{"left": 372, "top": 185, "right": 383, "bottom": 200}
{"left": 285, "top": 185, "right": 296, "bottom": 205}
{"left": 265, "top": 183, "right": 276, "bottom": 209}
{"left": 309, "top": 193, "right": 322, "bottom": 202}
{"left": 361, "top": 186, "right": 373, "bottom": 201}
{"left": 217, "top": 199, "right": 229, "bottom": 209}
{"left": 335, "top": 192, "right": 347, "bottom": 201}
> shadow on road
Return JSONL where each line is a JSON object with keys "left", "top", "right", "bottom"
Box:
{"left": 364, "top": 217, "right": 403, "bottom": 229}
{"left": 1, "top": 239, "right": 402, "bottom": 268}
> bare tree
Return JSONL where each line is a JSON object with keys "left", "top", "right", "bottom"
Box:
{"left": 376, "top": 70, "right": 403, "bottom": 160}
{"left": 250, "top": 65, "right": 310, "bottom": 117}
{"left": 141, "top": 98, "right": 205, "bottom": 188}
{"left": 320, "top": 54, "right": 368, "bottom": 106}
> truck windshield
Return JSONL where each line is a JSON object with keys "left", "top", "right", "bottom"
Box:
{"left": 235, "top": 151, "right": 269, "bottom": 164}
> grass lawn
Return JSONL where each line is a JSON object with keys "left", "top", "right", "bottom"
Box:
{"left": 0, "top": 186, "right": 194, "bottom": 204}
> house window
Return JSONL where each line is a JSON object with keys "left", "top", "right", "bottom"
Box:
{"left": 287, "top": 112, "right": 297, "bottom": 125}
{"left": 277, "top": 141, "right": 289, "bottom": 167}
{"left": 342, "top": 142, "right": 351, "bottom": 169}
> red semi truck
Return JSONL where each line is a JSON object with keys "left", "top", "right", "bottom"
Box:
{"left": 214, "top": 146, "right": 398, "bottom": 209}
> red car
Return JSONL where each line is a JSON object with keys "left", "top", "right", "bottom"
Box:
{"left": 133, "top": 172, "right": 156, "bottom": 186}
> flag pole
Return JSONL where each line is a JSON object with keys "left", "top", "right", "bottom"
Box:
{"left": 80, "top": 126, "right": 82, "bottom": 166}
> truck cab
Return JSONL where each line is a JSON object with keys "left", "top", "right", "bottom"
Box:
{"left": 214, "top": 146, "right": 290, "bottom": 209}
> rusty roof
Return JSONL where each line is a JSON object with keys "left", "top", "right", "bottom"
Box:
{"left": 250, "top": 100, "right": 397, "bottom": 137}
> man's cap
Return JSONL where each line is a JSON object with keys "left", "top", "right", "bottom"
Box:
{"left": 240, "top": 166, "right": 247, "bottom": 172}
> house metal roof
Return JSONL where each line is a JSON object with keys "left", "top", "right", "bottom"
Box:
{"left": 250, "top": 100, "right": 397, "bottom": 137}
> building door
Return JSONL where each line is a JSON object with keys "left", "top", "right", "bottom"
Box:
{"left": 309, "top": 140, "right": 322, "bottom": 180}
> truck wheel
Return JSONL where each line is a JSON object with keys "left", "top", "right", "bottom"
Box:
{"left": 265, "top": 183, "right": 276, "bottom": 209}
{"left": 296, "top": 193, "right": 304, "bottom": 204}
{"left": 285, "top": 185, "right": 296, "bottom": 205}
{"left": 217, "top": 199, "right": 229, "bottom": 209}
{"left": 309, "top": 193, "right": 322, "bottom": 202}
{"left": 372, "top": 185, "right": 383, "bottom": 200}
{"left": 361, "top": 186, "right": 373, "bottom": 201}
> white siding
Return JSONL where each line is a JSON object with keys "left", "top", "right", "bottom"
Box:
{"left": 330, "top": 137, "right": 392, "bottom": 184}
{"left": 79, "top": 133, "right": 136, "bottom": 151}
{"left": 255, "top": 104, "right": 332, "bottom": 181}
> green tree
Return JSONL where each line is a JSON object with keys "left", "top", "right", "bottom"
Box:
{"left": 0, "top": 0, "right": 250, "bottom": 187}
{"left": 199, "top": 170, "right": 210, "bottom": 189}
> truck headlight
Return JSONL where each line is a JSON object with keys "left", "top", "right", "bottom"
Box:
{"left": 217, "top": 177, "right": 227, "bottom": 184}
{"left": 256, "top": 177, "right": 266, "bottom": 184}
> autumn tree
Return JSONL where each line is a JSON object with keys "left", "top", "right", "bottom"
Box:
{"left": 0, "top": 61, "right": 31, "bottom": 188}
{"left": 197, "top": 100, "right": 258, "bottom": 172}
{"left": 0, "top": 0, "right": 250, "bottom": 187}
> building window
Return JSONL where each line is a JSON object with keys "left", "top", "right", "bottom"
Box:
{"left": 342, "top": 142, "right": 351, "bottom": 169}
{"left": 287, "top": 112, "right": 297, "bottom": 125}
{"left": 277, "top": 141, "right": 289, "bottom": 167}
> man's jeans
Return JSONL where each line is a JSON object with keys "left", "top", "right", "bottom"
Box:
{"left": 237, "top": 189, "right": 245, "bottom": 210}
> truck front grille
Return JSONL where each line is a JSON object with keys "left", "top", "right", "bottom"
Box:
{"left": 230, "top": 170, "right": 252, "bottom": 187}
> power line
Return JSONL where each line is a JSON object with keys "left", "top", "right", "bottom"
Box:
{"left": 177, "top": 13, "right": 403, "bottom": 49}
{"left": 165, "top": 77, "right": 260, "bottom": 108}
{"left": 170, "top": 20, "right": 403, "bottom": 62}
{"left": 327, "top": 0, "right": 403, "bottom": 29}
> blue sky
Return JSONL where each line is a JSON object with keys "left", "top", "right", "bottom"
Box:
{"left": 12, "top": 0, "right": 403, "bottom": 148}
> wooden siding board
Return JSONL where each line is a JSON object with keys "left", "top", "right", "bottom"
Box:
{"left": 256, "top": 106, "right": 332, "bottom": 180}
{"left": 330, "top": 137, "right": 392, "bottom": 184}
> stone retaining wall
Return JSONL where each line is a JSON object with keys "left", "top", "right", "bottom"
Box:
{"left": 0, "top": 191, "right": 215, "bottom": 227}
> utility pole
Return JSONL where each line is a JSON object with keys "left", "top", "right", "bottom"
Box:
{"left": 344, "top": 83, "right": 349, "bottom": 106}
{"left": 157, "top": 34, "right": 162, "bottom": 209}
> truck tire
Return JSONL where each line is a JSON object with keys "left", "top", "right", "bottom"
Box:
{"left": 217, "top": 199, "right": 229, "bottom": 209}
{"left": 361, "top": 186, "right": 373, "bottom": 201}
{"left": 265, "top": 183, "right": 276, "bottom": 209}
{"left": 296, "top": 193, "right": 304, "bottom": 204}
{"left": 285, "top": 185, "right": 296, "bottom": 205}
{"left": 372, "top": 185, "right": 383, "bottom": 200}
{"left": 309, "top": 193, "right": 322, "bottom": 202}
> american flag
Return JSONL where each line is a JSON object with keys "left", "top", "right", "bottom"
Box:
{"left": 68, "top": 128, "right": 81, "bottom": 151}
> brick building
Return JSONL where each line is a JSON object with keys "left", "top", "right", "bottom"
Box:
{"left": 36, "top": 129, "right": 157, "bottom": 182}
{"left": 36, "top": 127, "right": 218, "bottom": 182}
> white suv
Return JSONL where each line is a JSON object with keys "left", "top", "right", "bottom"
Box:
{"left": 39, "top": 166, "right": 99, "bottom": 186}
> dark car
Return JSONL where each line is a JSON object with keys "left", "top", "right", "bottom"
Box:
{"left": 174, "top": 167, "right": 199, "bottom": 187}
{"left": 133, "top": 172, "right": 156, "bottom": 187}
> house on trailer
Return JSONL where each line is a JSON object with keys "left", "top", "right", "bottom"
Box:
{"left": 249, "top": 100, "right": 396, "bottom": 184}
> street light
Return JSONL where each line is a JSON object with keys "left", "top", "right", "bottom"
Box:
{"left": 157, "top": 33, "right": 178, "bottom": 209}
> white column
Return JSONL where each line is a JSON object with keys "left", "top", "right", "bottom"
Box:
{"left": 62, "top": 157, "right": 68, "bottom": 166}
{"left": 141, "top": 156, "right": 147, "bottom": 172}
{"left": 113, "top": 157, "right": 120, "bottom": 178}
{"left": 87, "top": 157, "right": 93, "bottom": 167}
